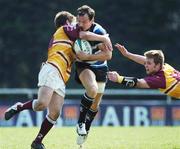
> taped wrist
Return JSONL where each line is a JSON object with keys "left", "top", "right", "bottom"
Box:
{"left": 118, "top": 75, "right": 137, "bottom": 87}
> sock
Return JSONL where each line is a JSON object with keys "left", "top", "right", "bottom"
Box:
{"left": 78, "top": 93, "right": 94, "bottom": 124}
{"left": 85, "top": 109, "right": 98, "bottom": 132}
{"left": 33, "top": 116, "right": 56, "bottom": 144}
{"left": 17, "top": 100, "right": 35, "bottom": 112}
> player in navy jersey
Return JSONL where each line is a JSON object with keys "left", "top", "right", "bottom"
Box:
{"left": 4, "top": 11, "right": 112, "bottom": 149}
{"left": 74, "top": 5, "right": 113, "bottom": 146}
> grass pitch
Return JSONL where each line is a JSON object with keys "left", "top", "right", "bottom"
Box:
{"left": 0, "top": 127, "right": 180, "bottom": 149}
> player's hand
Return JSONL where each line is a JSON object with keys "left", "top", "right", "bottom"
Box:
{"left": 103, "top": 34, "right": 113, "bottom": 51}
{"left": 114, "top": 43, "right": 129, "bottom": 57}
{"left": 107, "top": 71, "right": 119, "bottom": 82}
{"left": 98, "top": 43, "right": 110, "bottom": 52}
{"left": 76, "top": 51, "right": 89, "bottom": 61}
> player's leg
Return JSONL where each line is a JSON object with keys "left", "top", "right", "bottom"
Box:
{"left": 77, "top": 67, "right": 107, "bottom": 145}
{"left": 77, "top": 89, "right": 104, "bottom": 145}
{"left": 31, "top": 64, "right": 65, "bottom": 149}
{"left": 86, "top": 93, "right": 103, "bottom": 132}
{"left": 77, "top": 69, "right": 98, "bottom": 135}
{"left": 4, "top": 86, "right": 53, "bottom": 120}
{"left": 76, "top": 104, "right": 99, "bottom": 146}
{"left": 85, "top": 67, "right": 107, "bottom": 133}
{"left": 31, "top": 92, "right": 64, "bottom": 148}
{"left": 4, "top": 63, "right": 55, "bottom": 120}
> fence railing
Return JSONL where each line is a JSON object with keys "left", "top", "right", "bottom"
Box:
{"left": 0, "top": 88, "right": 171, "bottom": 103}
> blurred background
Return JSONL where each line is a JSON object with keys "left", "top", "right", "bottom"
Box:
{"left": 0, "top": 0, "right": 179, "bottom": 88}
{"left": 0, "top": 0, "right": 180, "bottom": 127}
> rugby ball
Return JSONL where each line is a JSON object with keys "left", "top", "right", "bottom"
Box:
{"left": 73, "top": 39, "right": 92, "bottom": 55}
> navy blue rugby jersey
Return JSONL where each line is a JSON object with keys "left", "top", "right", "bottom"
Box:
{"left": 83, "top": 23, "right": 108, "bottom": 68}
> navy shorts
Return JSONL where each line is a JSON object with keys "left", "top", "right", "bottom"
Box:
{"left": 75, "top": 62, "right": 108, "bottom": 84}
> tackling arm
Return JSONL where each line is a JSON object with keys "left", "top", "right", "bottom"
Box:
{"left": 76, "top": 45, "right": 112, "bottom": 61}
{"left": 136, "top": 79, "right": 150, "bottom": 88}
{"left": 107, "top": 71, "right": 150, "bottom": 88}
{"left": 63, "top": 25, "right": 112, "bottom": 51}
{"left": 80, "top": 31, "right": 112, "bottom": 51}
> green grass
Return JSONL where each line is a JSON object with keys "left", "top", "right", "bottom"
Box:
{"left": 0, "top": 127, "right": 180, "bottom": 149}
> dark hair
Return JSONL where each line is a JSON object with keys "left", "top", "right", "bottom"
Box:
{"left": 77, "top": 5, "right": 95, "bottom": 21}
{"left": 144, "top": 50, "right": 165, "bottom": 66}
{"left": 54, "top": 11, "right": 75, "bottom": 29}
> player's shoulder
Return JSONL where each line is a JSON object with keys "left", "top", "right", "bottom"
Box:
{"left": 92, "top": 22, "right": 107, "bottom": 35}
{"left": 63, "top": 24, "right": 79, "bottom": 32}
{"left": 55, "top": 25, "right": 74, "bottom": 34}
{"left": 163, "top": 63, "right": 175, "bottom": 71}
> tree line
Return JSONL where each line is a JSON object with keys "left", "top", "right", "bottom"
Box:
{"left": 0, "top": 0, "right": 179, "bottom": 88}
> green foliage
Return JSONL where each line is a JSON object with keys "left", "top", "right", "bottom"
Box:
{"left": 0, "top": 0, "right": 180, "bottom": 87}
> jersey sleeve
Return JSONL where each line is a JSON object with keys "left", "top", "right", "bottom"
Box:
{"left": 144, "top": 71, "right": 166, "bottom": 89}
{"left": 93, "top": 24, "right": 107, "bottom": 35}
{"left": 92, "top": 24, "right": 107, "bottom": 45}
{"left": 63, "top": 25, "right": 80, "bottom": 41}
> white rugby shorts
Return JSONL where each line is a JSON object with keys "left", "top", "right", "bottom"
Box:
{"left": 38, "top": 63, "right": 65, "bottom": 97}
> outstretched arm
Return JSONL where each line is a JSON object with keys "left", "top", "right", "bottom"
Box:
{"left": 107, "top": 71, "right": 150, "bottom": 88}
{"left": 115, "top": 43, "right": 146, "bottom": 65}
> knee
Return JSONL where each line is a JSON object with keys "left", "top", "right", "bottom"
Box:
{"left": 48, "top": 111, "right": 60, "bottom": 120}
{"left": 87, "top": 85, "right": 98, "bottom": 98}
{"left": 34, "top": 100, "right": 49, "bottom": 111}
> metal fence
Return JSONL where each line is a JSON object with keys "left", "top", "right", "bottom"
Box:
{"left": 0, "top": 88, "right": 171, "bottom": 103}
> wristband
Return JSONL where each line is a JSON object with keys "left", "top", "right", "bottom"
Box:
{"left": 117, "top": 75, "right": 124, "bottom": 83}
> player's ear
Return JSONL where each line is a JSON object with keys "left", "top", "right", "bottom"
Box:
{"left": 91, "top": 18, "right": 94, "bottom": 22}
{"left": 66, "top": 20, "right": 70, "bottom": 25}
{"left": 155, "top": 63, "right": 161, "bottom": 70}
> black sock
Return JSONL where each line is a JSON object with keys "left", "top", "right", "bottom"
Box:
{"left": 78, "top": 93, "right": 94, "bottom": 123}
{"left": 85, "top": 109, "right": 98, "bottom": 132}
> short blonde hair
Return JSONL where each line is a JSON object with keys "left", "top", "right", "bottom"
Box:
{"left": 54, "top": 11, "right": 75, "bottom": 29}
{"left": 144, "top": 50, "right": 164, "bottom": 66}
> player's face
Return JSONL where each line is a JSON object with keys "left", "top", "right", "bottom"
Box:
{"left": 77, "top": 14, "right": 93, "bottom": 31}
{"left": 144, "top": 58, "right": 161, "bottom": 75}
